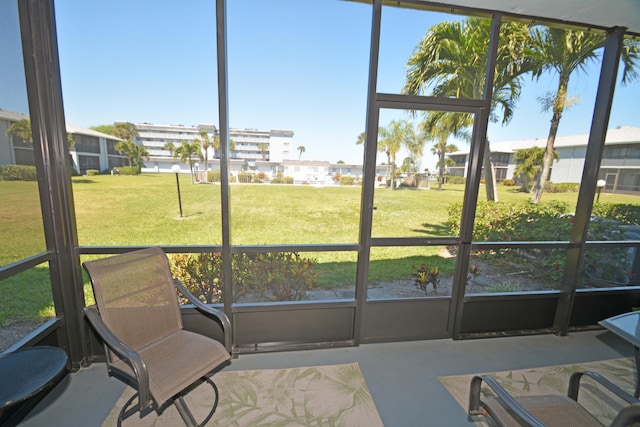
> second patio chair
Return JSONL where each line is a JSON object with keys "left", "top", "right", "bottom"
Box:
{"left": 469, "top": 370, "right": 640, "bottom": 426}
{"left": 83, "top": 247, "right": 232, "bottom": 427}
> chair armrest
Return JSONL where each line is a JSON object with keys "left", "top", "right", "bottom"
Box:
{"left": 568, "top": 371, "right": 637, "bottom": 404}
{"left": 83, "top": 306, "right": 152, "bottom": 410}
{"left": 174, "top": 279, "right": 233, "bottom": 354}
{"left": 469, "top": 375, "right": 546, "bottom": 427}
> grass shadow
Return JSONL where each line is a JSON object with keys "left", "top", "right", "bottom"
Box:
{"left": 71, "top": 179, "right": 96, "bottom": 184}
{"left": 412, "top": 223, "right": 451, "bottom": 235}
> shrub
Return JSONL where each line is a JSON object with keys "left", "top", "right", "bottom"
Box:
{"left": 592, "top": 203, "right": 640, "bottom": 225}
{"left": 117, "top": 166, "right": 140, "bottom": 175}
{"left": 447, "top": 175, "right": 465, "bottom": 184}
{"left": 339, "top": 175, "right": 355, "bottom": 186}
{"left": 168, "top": 251, "right": 317, "bottom": 303}
{"left": 86, "top": 169, "right": 99, "bottom": 176}
{"left": 208, "top": 170, "right": 221, "bottom": 182}
{"left": 447, "top": 200, "right": 636, "bottom": 286}
{"left": 271, "top": 176, "right": 294, "bottom": 184}
{"left": 237, "top": 172, "right": 253, "bottom": 183}
{"left": 256, "top": 171, "right": 267, "bottom": 182}
{"left": 501, "top": 179, "right": 515, "bottom": 186}
{"left": 447, "top": 200, "right": 571, "bottom": 240}
{"left": 245, "top": 252, "right": 318, "bottom": 301}
{"left": 544, "top": 182, "right": 579, "bottom": 193}
{"left": 170, "top": 253, "right": 223, "bottom": 304}
{"left": 0, "top": 165, "right": 38, "bottom": 181}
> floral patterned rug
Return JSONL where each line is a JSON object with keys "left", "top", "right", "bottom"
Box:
{"left": 439, "top": 357, "right": 635, "bottom": 426}
{"left": 103, "top": 362, "right": 383, "bottom": 426}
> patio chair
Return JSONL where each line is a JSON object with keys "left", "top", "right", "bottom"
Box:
{"left": 469, "top": 371, "right": 640, "bottom": 427}
{"left": 83, "top": 247, "right": 232, "bottom": 427}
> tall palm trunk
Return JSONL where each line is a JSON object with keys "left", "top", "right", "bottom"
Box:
{"left": 531, "top": 75, "right": 568, "bottom": 203}
{"left": 482, "top": 144, "right": 498, "bottom": 201}
{"left": 390, "top": 154, "right": 397, "bottom": 190}
{"left": 438, "top": 150, "right": 445, "bottom": 191}
{"left": 386, "top": 151, "right": 394, "bottom": 189}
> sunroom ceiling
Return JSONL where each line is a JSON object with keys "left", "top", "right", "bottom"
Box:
{"left": 427, "top": 0, "right": 640, "bottom": 35}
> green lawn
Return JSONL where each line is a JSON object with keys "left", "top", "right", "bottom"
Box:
{"left": 1, "top": 174, "right": 638, "bottom": 325}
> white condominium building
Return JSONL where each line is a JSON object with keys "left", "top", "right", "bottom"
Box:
{"left": 133, "top": 122, "right": 293, "bottom": 172}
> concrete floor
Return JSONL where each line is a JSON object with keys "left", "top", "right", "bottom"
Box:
{"left": 18, "top": 330, "right": 633, "bottom": 427}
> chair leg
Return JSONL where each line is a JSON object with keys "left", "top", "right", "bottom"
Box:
{"left": 174, "top": 396, "right": 198, "bottom": 427}
{"left": 174, "top": 377, "right": 220, "bottom": 427}
{"left": 117, "top": 392, "right": 142, "bottom": 427}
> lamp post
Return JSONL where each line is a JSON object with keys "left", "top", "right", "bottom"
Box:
{"left": 596, "top": 179, "right": 606, "bottom": 203}
{"left": 171, "top": 165, "right": 183, "bottom": 218}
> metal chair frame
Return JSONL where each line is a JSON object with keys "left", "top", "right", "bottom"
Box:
{"left": 83, "top": 248, "right": 232, "bottom": 427}
{"left": 469, "top": 370, "right": 640, "bottom": 427}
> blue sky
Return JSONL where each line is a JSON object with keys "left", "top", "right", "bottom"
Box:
{"left": 2, "top": 0, "right": 639, "bottom": 169}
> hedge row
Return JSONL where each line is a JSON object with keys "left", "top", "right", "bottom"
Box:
{"left": 0, "top": 165, "right": 38, "bottom": 181}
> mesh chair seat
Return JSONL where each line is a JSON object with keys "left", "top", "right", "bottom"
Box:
{"left": 111, "top": 329, "right": 229, "bottom": 406}
{"left": 482, "top": 395, "right": 603, "bottom": 427}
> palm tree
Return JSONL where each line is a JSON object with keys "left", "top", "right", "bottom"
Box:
{"left": 513, "top": 146, "right": 558, "bottom": 192}
{"left": 7, "top": 119, "right": 75, "bottom": 148}
{"left": 163, "top": 142, "right": 175, "bottom": 156}
{"left": 356, "top": 129, "right": 391, "bottom": 180}
{"left": 6, "top": 119, "right": 33, "bottom": 144}
{"left": 195, "top": 130, "right": 213, "bottom": 180}
{"left": 378, "top": 120, "right": 422, "bottom": 190}
{"left": 401, "top": 157, "right": 418, "bottom": 174}
{"left": 173, "top": 140, "right": 202, "bottom": 183}
{"left": 297, "top": 145, "right": 306, "bottom": 160}
{"left": 257, "top": 142, "right": 269, "bottom": 160}
{"left": 212, "top": 134, "right": 235, "bottom": 159}
{"left": 115, "top": 139, "right": 148, "bottom": 168}
{"left": 113, "top": 122, "right": 138, "bottom": 141}
{"left": 421, "top": 112, "right": 469, "bottom": 191}
{"left": 131, "top": 144, "right": 149, "bottom": 169}
{"left": 527, "top": 28, "right": 639, "bottom": 203}
{"left": 431, "top": 141, "right": 459, "bottom": 190}
{"left": 403, "top": 18, "right": 533, "bottom": 201}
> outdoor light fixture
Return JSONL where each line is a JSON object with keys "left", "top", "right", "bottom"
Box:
{"left": 596, "top": 179, "right": 606, "bottom": 202}
{"left": 171, "top": 165, "right": 183, "bottom": 218}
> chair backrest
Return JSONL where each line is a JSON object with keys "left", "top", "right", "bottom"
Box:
{"left": 83, "top": 248, "right": 183, "bottom": 359}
